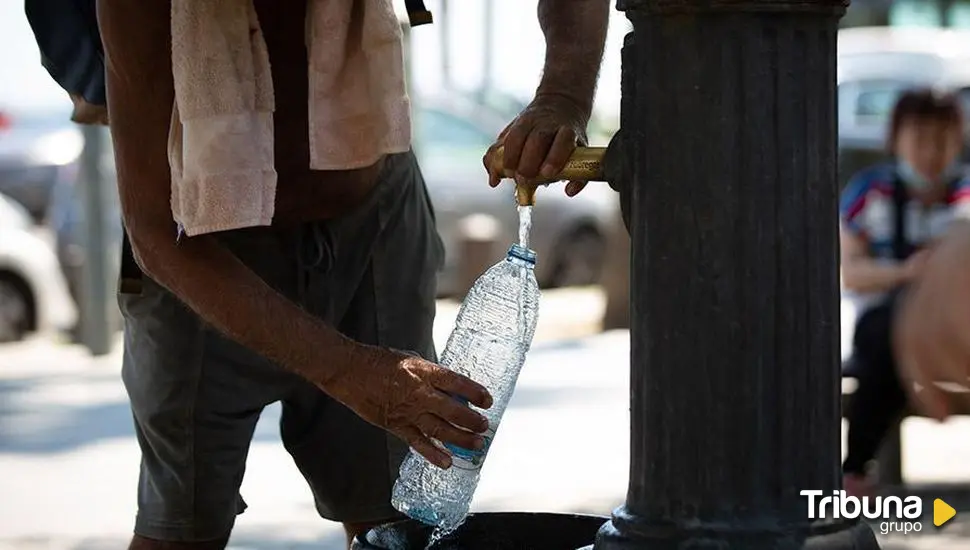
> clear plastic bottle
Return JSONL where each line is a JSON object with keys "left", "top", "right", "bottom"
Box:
{"left": 391, "top": 243, "right": 540, "bottom": 531}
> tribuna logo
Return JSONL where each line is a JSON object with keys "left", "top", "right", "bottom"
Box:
{"left": 801, "top": 490, "right": 923, "bottom": 534}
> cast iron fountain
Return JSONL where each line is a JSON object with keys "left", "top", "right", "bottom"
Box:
{"left": 355, "top": 1, "right": 881, "bottom": 548}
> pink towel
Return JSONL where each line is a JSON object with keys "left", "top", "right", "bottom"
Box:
{"left": 169, "top": 0, "right": 411, "bottom": 237}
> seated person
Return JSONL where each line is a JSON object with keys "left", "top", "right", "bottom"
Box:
{"left": 839, "top": 88, "right": 970, "bottom": 496}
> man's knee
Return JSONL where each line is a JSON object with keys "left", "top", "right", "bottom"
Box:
{"left": 129, "top": 534, "right": 229, "bottom": 550}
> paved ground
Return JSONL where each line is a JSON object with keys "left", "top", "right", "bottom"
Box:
{"left": 1, "top": 289, "right": 968, "bottom": 549}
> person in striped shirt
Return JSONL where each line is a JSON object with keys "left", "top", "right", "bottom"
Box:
{"left": 839, "top": 89, "right": 969, "bottom": 496}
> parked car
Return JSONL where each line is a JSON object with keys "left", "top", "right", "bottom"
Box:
{"left": 0, "top": 108, "right": 82, "bottom": 221}
{"left": 54, "top": 94, "right": 618, "bottom": 301}
{"left": 415, "top": 93, "right": 617, "bottom": 296}
{"left": 837, "top": 27, "right": 970, "bottom": 188}
{"left": 0, "top": 191, "right": 77, "bottom": 342}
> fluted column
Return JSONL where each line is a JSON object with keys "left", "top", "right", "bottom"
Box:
{"left": 594, "top": 1, "right": 880, "bottom": 548}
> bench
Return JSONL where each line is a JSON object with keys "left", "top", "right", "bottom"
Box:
{"left": 841, "top": 359, "right": 970, "bottom": 486}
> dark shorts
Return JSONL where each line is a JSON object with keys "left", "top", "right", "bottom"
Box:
{"left": 120, "top": 151, "right": 444, "bottom": 541}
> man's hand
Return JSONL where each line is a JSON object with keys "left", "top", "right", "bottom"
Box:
{"left": 894, "top": 222, "right": 970, "bottom": 420}
{"left": 483, "top": 94, "right": 590, "bottom": 196}
{"left": 483, "top": 0, "right": 609, "bottom": 198}
{"left": 323, "top": 346, "right": 493, "bottom": 469}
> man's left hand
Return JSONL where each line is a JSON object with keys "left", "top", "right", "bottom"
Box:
{"left": 483, "top": 94, "right": 590, "bottom": 196}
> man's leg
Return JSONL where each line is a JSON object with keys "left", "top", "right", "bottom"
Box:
{"left": 120, "top": 230, "right": 303, "bottom": 549}
{"left": 280, "top": 151, "right": 444, "bottom": 548}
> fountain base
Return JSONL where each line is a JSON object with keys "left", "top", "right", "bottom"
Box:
{"left": 351, "top": 512, "right": 606, "bottom": 550}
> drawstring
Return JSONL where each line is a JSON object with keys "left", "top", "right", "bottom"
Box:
{"left": 306, "top": 223, "right": 332, "bottom": 269}
{"left": 296, "top": 222, "right": 335, "bottom": 300}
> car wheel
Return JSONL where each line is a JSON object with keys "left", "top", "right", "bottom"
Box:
{"left": 549, "top": 226, "right": 606, "bottom": 288}
{"left": 0, "top": 274, "right": 32, "bottom": 343}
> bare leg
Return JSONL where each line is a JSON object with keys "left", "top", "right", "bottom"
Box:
{"left": 128, "top": 535, "right": 230, "bottom": 550}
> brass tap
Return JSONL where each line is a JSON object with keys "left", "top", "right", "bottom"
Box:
{"left": 490, "top": 146, "right": 608, "bottom": 206}
{"left": 515, "top": 184, "right": 538, "bottom": 207}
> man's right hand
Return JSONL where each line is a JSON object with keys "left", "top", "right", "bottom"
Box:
{"left": 322, "top": 346, "right": 493, "bottom": 469}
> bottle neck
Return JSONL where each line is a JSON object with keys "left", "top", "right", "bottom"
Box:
{"left": 508, "top": 256, "right": 535, "bottom": 269}
{"left": 507, "top": 244, "right": 536, "bottom": 269}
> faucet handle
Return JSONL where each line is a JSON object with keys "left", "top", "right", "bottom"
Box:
{"left": 489, "top": 146, "right": 609, "bottom": 206}
{"left": 490, "top": 146, "right": 609, "bottom": 184}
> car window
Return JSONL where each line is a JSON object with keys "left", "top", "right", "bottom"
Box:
{"left": 854, "top": 81, "right": 908, "bottom": 126}
{"left": 415, "top": 109, "right": 493, "bottom": 149}
{"left": 413, "top": 108, "right": 495, "bottom": 170}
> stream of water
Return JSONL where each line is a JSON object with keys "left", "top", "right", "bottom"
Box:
{"left": 518, "top": 204, "right": 533, "bottom": 248}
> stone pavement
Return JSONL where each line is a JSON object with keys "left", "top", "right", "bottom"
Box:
{"left": 1, "top": 289, "right": 968, "bottom": 549}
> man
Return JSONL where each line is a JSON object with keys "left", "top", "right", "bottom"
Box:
{"left": 894, "top": 220, "right": 970, "bottom": 420}
{"left": 96, "top": 0, "right": 610, "bottom": 549}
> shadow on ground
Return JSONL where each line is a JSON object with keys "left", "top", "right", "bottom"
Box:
{"left": 0, "top": 372, "right": 286, "bottom": 454}
{"left": 0, "top": 348, "right": 617, "bottom": 454}
{"left": 0, "top": 530, "right": 348, "bottom": 550}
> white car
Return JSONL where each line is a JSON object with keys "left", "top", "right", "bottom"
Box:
{"left": 0, "top": 192, "right": 76, "bottom": 342}
{"left": 837, "top": 26, "right": 970, "bottom": 182}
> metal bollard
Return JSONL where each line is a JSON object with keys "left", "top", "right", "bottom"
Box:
{"left": 600, "top": 208, "right": 630, "bottom": 331}
{"left": 77, "top": 124, "right": 113, "bottom": 356}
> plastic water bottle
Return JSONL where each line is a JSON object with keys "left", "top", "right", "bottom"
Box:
{"left": 391, "top": 243, "right": 540, "bottom": 532}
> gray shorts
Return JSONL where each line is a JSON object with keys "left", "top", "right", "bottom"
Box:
{"left": 119, "top": 151, "right": 444, "bottom": 542}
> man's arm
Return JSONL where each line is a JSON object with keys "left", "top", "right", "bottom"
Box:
{"left": 98, "top": 0, "right": 351, "bottom": 388}
{"left": 535, "top": 0, "right": 610, "bottom": 119}
{"left": 96, "top": 0, "right": 490, "bottom": 469}
{"left": 485, "top": 0, "right": 610, "bottom": 194}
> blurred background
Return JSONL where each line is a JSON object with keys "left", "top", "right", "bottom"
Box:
{"left": 1, "top": 1, "right": 970, "bottom": 549}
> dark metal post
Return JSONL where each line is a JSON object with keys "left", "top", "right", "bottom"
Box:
{"left": 594, "top": 1, "right": 879, "bottom": 548}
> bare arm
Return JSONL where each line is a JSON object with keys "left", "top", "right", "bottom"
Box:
{"left": 97, "top": 0, "right": 357, "bottom": 387}
{"left": 536, "top": 0, "right": 610, "bottom": 116}
{"left": 840, "top": 227, "right": 913, "bottom": 293}
{"left": 487, "top": 0, "right": 610, "bottom": 191}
